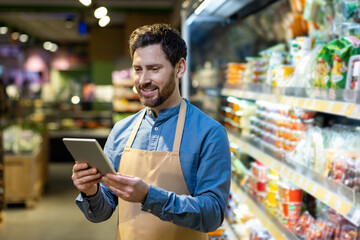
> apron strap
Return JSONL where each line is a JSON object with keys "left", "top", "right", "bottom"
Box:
{"left": 172, "top": 99, "right": 187, "bottom": 153}
{"left": 124, "top": 109, "right": 146, "bottom": 150}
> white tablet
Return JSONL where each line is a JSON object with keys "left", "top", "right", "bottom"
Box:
{"left": 63, "top": 138, "right": 116, "bottom": 176}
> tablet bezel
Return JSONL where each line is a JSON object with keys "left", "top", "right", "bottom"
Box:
{"left": 63, "top": 138, "right": 116, "bottom": 176}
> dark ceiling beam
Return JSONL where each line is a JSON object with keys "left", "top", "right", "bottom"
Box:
{"left": 0, "top": 5, "right": 172, "bottom": 13}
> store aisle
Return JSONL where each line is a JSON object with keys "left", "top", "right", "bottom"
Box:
{"left": 0, "top": 163, "right": 117, "bottom": 240}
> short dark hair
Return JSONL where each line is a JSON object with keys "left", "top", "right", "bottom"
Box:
{"left": 129, "top": 23, "right": 187, "bottom": 67}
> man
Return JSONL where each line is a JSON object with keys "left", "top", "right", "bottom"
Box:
{"left": 72, "top": 23, "right": 231, "bottom": 240}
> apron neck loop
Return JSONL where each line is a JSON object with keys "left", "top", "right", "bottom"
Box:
{"left": 124, "top": 99, "right": 187, "bottom": 152}
{"left": 124, "top": 109, "right": 146, "bottom": 149}
{"left": 172, "top": 99, "right": 186, "bottom": 153}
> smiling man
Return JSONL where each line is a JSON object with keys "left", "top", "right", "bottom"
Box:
{"left": 71, "top": 23, "right": 231, "bottom": 240}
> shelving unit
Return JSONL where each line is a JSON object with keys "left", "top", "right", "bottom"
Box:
{"left": 230, "top": 179, "right": 299, "bottom": 240}
{"left": 0, "top": 129, "right": 3, "bottom": 225}
{"left": 222, "top": 84, "right": 360, "bottom": 119}
{"left": 227, "top": 129, "right": 360, "bottom": 227}
{"left": 112, "top": 70, "right": 143, "bottom": 117}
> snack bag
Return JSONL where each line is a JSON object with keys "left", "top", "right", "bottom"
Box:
{"left": 314, "top": 43, "right": 335, "bottom": 88}
{"left": 330, "top": 36, "right": 360, "bottom": 89}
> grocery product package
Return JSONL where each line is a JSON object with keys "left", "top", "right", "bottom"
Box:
{"left": 313, "top": 35, "right": 360, "bottom": 89}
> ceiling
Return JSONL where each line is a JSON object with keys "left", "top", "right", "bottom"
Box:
{"left": 0, "top": 0, "right": 176, "bottom": 44}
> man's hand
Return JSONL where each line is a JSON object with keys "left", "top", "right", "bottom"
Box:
{"left": 72, "top": 162, "right": 101, "bottom": 197}
{"left": 102, "top": 173, "right": 150, "bottom": 203}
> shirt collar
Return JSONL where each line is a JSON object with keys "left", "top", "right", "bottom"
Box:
{"left": 145, "top": 101, "right": 182, "bottom": 123}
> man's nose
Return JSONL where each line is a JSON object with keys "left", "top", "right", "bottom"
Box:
{"left": 139, "top": 70, "right": 150, "bottom": 84}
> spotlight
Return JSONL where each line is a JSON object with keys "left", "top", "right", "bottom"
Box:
{"left": 94, "top": 7, "right": 108, "bottom": 19}
{"left": 0, "top": 26, "right": 8, "bottom": 34}
{"left": 11, "top": 31, "right": 20, "bottom": 40}
{"left": 19, "top": 34, "right": 29, "bottom": 43}
{"left": 79, "top": 0, "right": 91, "bottom": 6}
{"left": 98, "top": 16, "right": 110, "bottom": 27}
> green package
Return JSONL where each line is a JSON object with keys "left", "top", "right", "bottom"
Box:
{"left": 330, "top": 36, "right": 360, "bottom": 89}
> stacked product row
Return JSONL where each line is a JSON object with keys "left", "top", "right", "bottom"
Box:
{"left": 249, "top": 101, "right": 315, "bottom": 153}
{"left": 289, "top": 125, "right": 360, "bottom": 193}
{"left": 233, "top": 150, "right": 360, "bottom": 239}
{"left": 247, "top": 161, "right": 303, "bottom": 231}
{"left": 0, "top": 131, "right": 3, "bottom": 223}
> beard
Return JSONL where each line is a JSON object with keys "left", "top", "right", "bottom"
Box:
{"left": 135, "top": 71, "right": 176, "bottom": 108}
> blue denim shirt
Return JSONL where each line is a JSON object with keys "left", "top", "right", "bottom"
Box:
{"left": 75, "top": 99, "right": 231, "bottom": 232}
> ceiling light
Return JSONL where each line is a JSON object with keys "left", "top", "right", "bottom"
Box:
{"left": 98, "top": 16, "right": 110, "bottom": 27}
{"left": 43, "top": 41, "right": 52, "bottom": 51}
{"left": 71, "top": 96, "right": 80, "bottom": 104}
{"left": 50, "top": 43, "right": 58, "bottom": 52}
{"left": 0, "top": 26, "right": 8, "bottom": 34}
{"left": 94, "top": 7, "right": 108, "bottom": 19}
{"left": 11, "top": 32, "right": 20, "bottom": 40}
{"left": 19, "top": 34, "right": 29, "bottom": 43}
{"left": 79, "top": 0, "right": 91, "bottom": 6}
{"left": 182, "top": 0, "right": 190, "bottom": 9}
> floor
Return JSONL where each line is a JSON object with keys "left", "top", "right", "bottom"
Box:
{"left": 0, "top": 163, "right": 118, "bottom": 240}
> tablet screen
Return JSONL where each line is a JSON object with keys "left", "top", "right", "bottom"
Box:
{"left": 63, "top": 138, "right": 116, "bottom": 176}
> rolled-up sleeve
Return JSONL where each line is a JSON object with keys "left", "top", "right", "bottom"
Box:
{"left": 76, "top": 183, "right": 117, "bottom": 223}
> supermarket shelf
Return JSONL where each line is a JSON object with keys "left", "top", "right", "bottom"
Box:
{"left": 221, "top": 86, "right": 360, "bottom": 119}
{"left": 230, "top": 179, "right": 299, "bottom": 240}
{"left": 227, "top": 129, "right": 360, "bottom": 227}
{"left": 49, "top": 128, "right": 111, "bottom": 138}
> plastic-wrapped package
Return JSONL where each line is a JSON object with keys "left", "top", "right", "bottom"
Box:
{"left": 293, "top": 211, "right": 315, "bottom": 238}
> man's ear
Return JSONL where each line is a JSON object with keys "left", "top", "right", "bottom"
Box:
{"left": 176, "top": 58, "right": 186, "bottom": 79}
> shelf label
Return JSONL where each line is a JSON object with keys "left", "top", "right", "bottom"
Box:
{"left": 297, "top": 98, "right": 305, "bottom": 109}
{"left": 345, "top": 104, "right": 355, "bottom": 117}
{"left": 337, "top": 201, "right": 352, "bottom": 216}
{"left": 323, "top": 193, "right": 331, "bottom": 205}
{"left": 310, "top": 183, "right": 317, "bottom": 195}
{"left": 304, "top": 99, "right": 314, "bottom": 109}
{"left": 350, "top": 209, "right": 360, "bottom": 226}
{"left": 314, "top": 100, "right": 329, "bottom": 112}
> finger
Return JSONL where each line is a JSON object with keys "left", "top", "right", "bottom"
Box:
{"left": 105, "top": 173, "right": 133, "bottom": 185}
{"left": 73, "top": 162, "right": 89, "bottom": 172}
{"left": 79, "top": 172, "right": 101, "bottom": 184}
{"left": 74, "top": 167, "right": 99, "bottom": 179}
{"left": 107, "top": 185, "right": 131, "bottom": 200}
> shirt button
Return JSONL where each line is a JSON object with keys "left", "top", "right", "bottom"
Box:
{"left": 88, "top": 210, "right": 92, "bottom": 214}
{"left": 147, "top": 209, "right": 152, "bottom": 213}
{"left": 148, "top": 110, "right": 152, "bottom": 115}
{"left": 154, "top": 127, "right": 158, "bottom": 131}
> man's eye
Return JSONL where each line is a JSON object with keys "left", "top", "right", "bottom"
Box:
{"left": 134, "top": 68, "right": 141, "bottom": 73}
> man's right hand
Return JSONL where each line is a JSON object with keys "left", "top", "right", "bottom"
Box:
{"left": 72, "top": 162, "right": 101, "bottom": 197}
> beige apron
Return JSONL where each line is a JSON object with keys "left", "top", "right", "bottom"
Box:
{"left": 115, "top": 100, "right": 208, "bottom": 240}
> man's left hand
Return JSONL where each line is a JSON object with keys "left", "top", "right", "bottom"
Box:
{"left": 102, "top": 173, "right": 150, "bottom": 204}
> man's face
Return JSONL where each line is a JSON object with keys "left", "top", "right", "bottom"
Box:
{"left": 132, "top": 44, "right": 177, "bottom": 108}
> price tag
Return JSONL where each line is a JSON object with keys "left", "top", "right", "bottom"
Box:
{"left": 310, "top": 183, "right": 317, "bottom": 195}
{"left": 314, "top": 100, "right": 329, "bottom": 112}
{"left": 297, "top": 98, "right": 305, "bottom": 109}
{"left": 350, "top": 208, "right": 360, "bottom": 226}
{"left": 292, "top": 98, "right": 300, "bottom": 107}
{"left": 293, "top": 174, "right": 301, "bottom": 185}
{"left": 278, "top": 96, "right": 284, "bottom": 104}
{"left": 323, "top": 193, "right": 331, "bottom": 205}
{"left": 345, "top": 104, "right": 355, "bottom": 117}
{"left": 284, "top": 97, "right": 291, "bottom": 105}
{"left": 291, "top": 172, "right": 296, "bottom": 182}
{"left": 328, "top": 102, "right": 342, "bottom": 115}
{"left": 335, "top": 199, "right": 342, "bottom": 211}
{"left": 304, "top": 99, "right": 314, "bottom": 109}
{"left": 340, "top": 103, "right": 349, "bottom": 115}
